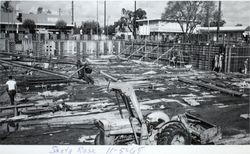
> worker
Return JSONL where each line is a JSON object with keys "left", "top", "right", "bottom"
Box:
{"left": 213, "top": 54, "right": 219, "bottom": 71}
{"left": 5, "top": 76, "right": 17, "bottom": 105}
{"left": 244, "top": 58, "right": 248, "bottom": 74}
{"left": 218, "top": 53, "right": 224, "bottom": 72}
{"left": 170, "top": 55, "right": 176, "bottom": 67}
{"left": 76, "top": 60, "right": 94, "bottom": 84}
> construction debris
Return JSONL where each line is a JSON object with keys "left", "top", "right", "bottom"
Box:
{"left": 183, "top": 98, "right": 200, "bottom": 106}
{"left": 78, "top": 135, "right": 96, "bottom": 143}
{"left": 0, "top": 45, "right": 249, "bottom": 145}
{"left": 142, "top": 70, "right": 157, "bottom": 75}
{"left": 240, "top": 114, "right": 250, "bottom": 119}
{"left": 216, "top": 134, "right": 250, "bottom": 145}
{"left": 178, "top": 77, "right": 243, "bottom": 96}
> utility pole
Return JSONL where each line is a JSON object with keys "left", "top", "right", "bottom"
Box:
{"left": 104, "top": 0, "right": 106, "bottom": 36}
{"left": 133, "top": 1, "right": 137, "bottom": 39}
{"left": 72, "top": 1, "right": 74, "bottom": 25}
{"left": 206, "top": 4, "right": 210, "bottom": 43}
{"left": 216, "top": 1, "right": 221, "bottom": 43}
{"left": 97, "top": 0, "right": 99, "bottom": 38}
{"left": 59, "top": 8, "right": 61, "bottom": 17}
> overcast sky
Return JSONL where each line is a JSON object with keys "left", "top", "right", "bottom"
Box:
{"left": 13, "top": 0, "right": 250, "bottom": 27}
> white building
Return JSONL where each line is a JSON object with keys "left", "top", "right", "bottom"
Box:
{"left": 197, "top": 26, "right": 249, "bottom": 43}
{"left": 137, "top": 18, "right": 200, "bottom": 42}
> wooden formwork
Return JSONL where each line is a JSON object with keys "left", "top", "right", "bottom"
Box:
{"left": 225, "top": 46, "right": 250, "bottom": 73}
{"left": 123, "top": 41, "right": 222, "bottom": 70}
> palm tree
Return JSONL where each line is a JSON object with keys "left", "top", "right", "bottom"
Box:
{"left": 1, "top": 1, "right": 14, "bottom": 33}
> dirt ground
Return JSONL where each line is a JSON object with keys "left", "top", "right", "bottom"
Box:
{"left": 0, "top": 60, "right": 249, "bottom": 145}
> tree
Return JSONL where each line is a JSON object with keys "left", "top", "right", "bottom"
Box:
{"left": 202, "top": 1, "right": 217, "bottom": 27}
{"left": 47, "top": 10, "right": 52, "bottom": 14}
{"left": 1, "top": 1, "right": 14, "bottom": 33}
{"left": 235, "top": 24, "right": 243, "bottom": 26}
{"left": 104, "top": 25, "right": 116, "bottom": 35}
{"left": 161, "top": 1, "right": 205, "bottom": 42}
{"left": 81, "top": 21, "right": 101, "bottom": 35}
{"left": 1, "top": 1, "right": 13, "bottom": 12}
{"left": 116, "top": 8, "right": 147, "bottom": 34}
{"left": 37, "top": 7, "right": 43, "bottom": 14}
{"left": 23, "top": 19, "right": 36, "bottom": 33}
{"left": 55, "top": 20, "right": 67, "bottom": 33}
{"left": 206, "top": 5, "right": 226, "bottom": 27}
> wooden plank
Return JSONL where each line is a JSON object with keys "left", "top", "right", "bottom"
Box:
{"left": 0, "top": 59, "right": 87, "bottom": 84}
{"left": 224, "top": 46, "right": 228, "bottom": 73}
{"left": 228, "top": 46, "right": 232, "bottom": 72}
{"left": 100, "top": 70, "right": 119, "bottom": 82}
{"left": 199, "top": 78, "right": 227, "bottom": 87}
{"left": 178, "top": 77, "right": 243, "bottom": 96}
{"left": 153, "top": 46, "right": 175, "bottom": 64}
{"left": 127, "top": 45, "right": 145, "bottom": 59}
{"left": 0, "top": 104, "right": 34, "bottom": 110}
{"left": 139, "top": 45, "right": 159, "bottom": 61}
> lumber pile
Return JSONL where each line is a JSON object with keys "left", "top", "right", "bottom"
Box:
{"left": 0, "top": 59, "right": 86, "bottom": 84}
{"left": 178, "top": 77, "right": 243, "bottom": 96}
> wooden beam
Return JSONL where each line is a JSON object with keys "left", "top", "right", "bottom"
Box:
{"left": 127, "top": 45, "right": 145, "bottom": 59}
{"left": 228, "top": 46, "right": 232, "bottom": 73}
{"left": 224, "top": 45, "right": 228, "bottom": 73}
{"left": 100, "top": 70, "right": 119, "bottom": 82}
{"left": 153, "top": 46, "right": 175, "bottom": 64}
{"left": 199, "top": 78, "right": 227, "bottom": 88}
{"left": 139, "top": 45, "right": 159, "bottom": 61}
{"left": 178, "top": 77, "right": 243, "bottom": 97}
{"left": 67, "top": 65, "right": 85, "bottom": 80}
{"left": 0, "top": 104, "right": 34, "bottom": 111}
{"left": 0, "top": 59, "right": 87, "bottom": 84}
{"left": 118, "top": 45, "right": 132, "bottom": 56}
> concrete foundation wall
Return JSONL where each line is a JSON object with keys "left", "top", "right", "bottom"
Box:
{"left": 1, "top": 38, "right": 123, "bottom": 61}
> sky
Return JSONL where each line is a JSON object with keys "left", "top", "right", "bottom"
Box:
{"left": 10, "top": 0, "right": 250, "bottom": 27}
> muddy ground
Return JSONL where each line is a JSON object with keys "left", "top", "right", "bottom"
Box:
{"left": 0, "top": 60, "right": 249, "bottom": 145}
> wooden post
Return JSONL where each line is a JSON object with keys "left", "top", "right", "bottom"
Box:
{"left": 104, "top": 41, "right": 108, "bottom": 55}
{"left": 82, "top": 41, "right": 87, "bottom": 61}
{"left": 76, "top": 41, "right": 80, "bottom": 61}
{"left": 96, "top": 41, "right": 99, "bottom": 58}
{"left": 224, "top": 45, "right": 228, "bottom": 73}
{"left": 208, "top": 45, "right": 211, "bottom": 70}
{"left": 224, "top": 45, "right": 227, "bottom": 73}
{"left": 132, "top": 40, "right": 134, "bottom": 55}
{"left": 228, "top": 46, "right": 231, "bottom": 73}
{"left": 13, "top": 101, "right": 18, "bottom": 117}
{"left": 144, "top": 39, "right": 147, "bottom": 61}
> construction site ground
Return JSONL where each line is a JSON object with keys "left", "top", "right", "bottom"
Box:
{"left": 0, "top": 59, "right": 249, "bottom": 145}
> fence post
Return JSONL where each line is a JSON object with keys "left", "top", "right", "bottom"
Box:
{"left": 95, "top": 41, "right": 98, "bottom": 58}
{"left": 76, "top": 41, "right": 80, "bottom": 61}
{"left": 228, "top": 46, "right": 232, "bottom": 73}
{"left": 208, "top": 45, "right": 211, "bottom": 70}
{"left": 132, "top": 40, "right": 134, "bottom": 55}
{"left": 224, "top": 45, "right": 228, "bottom": 73}
{"left": 144, "top": 39, "right": 147, "bottom": 61}
{"left": 82, "top": 41, "right": 87, "bottom": 60}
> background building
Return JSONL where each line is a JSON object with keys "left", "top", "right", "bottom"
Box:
{"left": 137, "top": 18, "right": 200, "bottom": 42}
{"left": 198, "top": 26, "right": 249, "bottom": 44}
{"left": 0, "top": 10, "right": 74, "bottom": 34}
